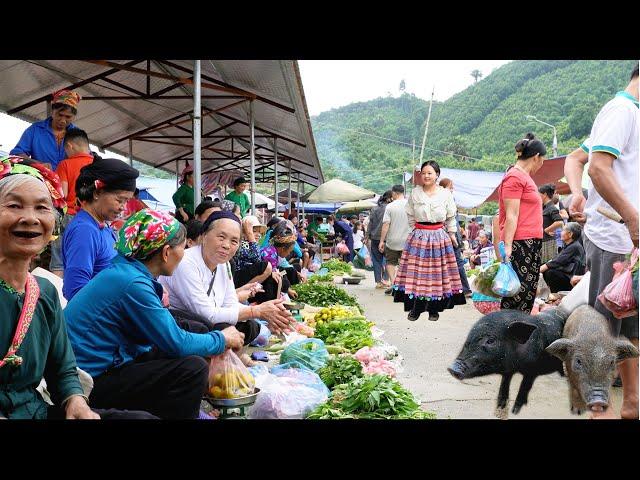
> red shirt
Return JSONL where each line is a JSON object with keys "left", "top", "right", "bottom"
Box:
{"left": 498, "top": 167, "right": 542, "bottom": 241}
{"left": 55, "top": 153, "right": 94, "bottom": 215}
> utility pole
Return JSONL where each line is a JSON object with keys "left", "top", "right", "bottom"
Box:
{"left": 419, "top": 85, "right": 435, "bottom": 164}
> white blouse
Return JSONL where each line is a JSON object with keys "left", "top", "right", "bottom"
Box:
{"left": 406, "top": 185, "right": 458, "bottom": 233}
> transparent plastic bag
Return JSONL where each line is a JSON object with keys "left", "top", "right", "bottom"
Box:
{"left": 491, "top": 242, "right": 521, "bottom": 297}
{"left": 208, "top": 350, "right": 256, "bottom": 399}
{"left": 247, "top": 372, "right": 329, "bottom": 419}
{"left": 279, "top": 338, "right": 329, "bottom": 371}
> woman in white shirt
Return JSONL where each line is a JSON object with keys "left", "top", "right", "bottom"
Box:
{"left": 392, "top": 160, "right": 466, "bottom": 321}
{"left": 352, "top": 221, "right": 365, "bottom": 252}
{"left": 159, "top": 211, "right": 294, "bottom": 345}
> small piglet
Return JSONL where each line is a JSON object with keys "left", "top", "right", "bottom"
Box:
{"left": 546, "top": 305, "right": 639, "bottom": 415}
{"left": 448, "top": 308, "right": 567, "bottom": 417}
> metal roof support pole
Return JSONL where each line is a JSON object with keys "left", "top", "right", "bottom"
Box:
{"left": 301, "top": 179, "right": 305, "bottom": 220}
{"left": 249, "top": 99, "right": 256, "bottom": 216}
{"left": 288, "top": 159, "right": 292, "bottom": 217}
{"left": 297, "top": 173, "right": 301, "bottom": 220}
{"left": 273, "top": 137, "right": 278, "bottom": 217}
{"left": 176, "top": 160, "right": 179, "bottom": 190}
{"left": 193, "top": 60, "right": 202, "bottom": 209}
{"left": 128, "top": 139, "right": 134, "bottom": 167}
{"left": 46, "top": 99, "right": 51, "bottom": 118}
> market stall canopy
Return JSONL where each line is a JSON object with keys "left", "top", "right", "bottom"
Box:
{"left": 336, "top": 199, "right": 377, "bottom": 214}
{"left": 304, "top": 178, "right": 375, "bottom": 203}
{"left": 271, "top": 188, "right": 302, "bottom": 203}
{"left": 298, "top": 203, "right": 341, "bottom": 215}
{"left": 137, "top": 187, "right": 158, "bottom": 203}
{"left": 0, "top": 60, "right": 324, "bottom": 187}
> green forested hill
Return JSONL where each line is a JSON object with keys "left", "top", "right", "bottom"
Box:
{"left": 311, "top": 60, "right": 637, "bottom": 193}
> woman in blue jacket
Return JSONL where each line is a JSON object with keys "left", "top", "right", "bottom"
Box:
{"left": 64, "top": 209, "right": 245, "bottom": 419}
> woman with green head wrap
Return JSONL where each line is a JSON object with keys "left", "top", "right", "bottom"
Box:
{"left": 64, "top": 209, "right": 245, "bottom": 419}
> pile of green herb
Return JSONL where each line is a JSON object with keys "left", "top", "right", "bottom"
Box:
{"left": 472, "top": 261, "right": 501, "bottom": 297}
{"left": 314, "top": 318, "right": 374, "bottom": 353}
{"left": 318, "top": 355, "right": 364, "bottom": 389}
{"left": 292, "top": 283, "right": 362, "bottom": 312}
{"left": 307, "top": 273, "right": 334, "bottom": 284}
{"left": 321, "top": 259, "right": 353, "bottom": 275}
{"left": 307, "top": 374, "right": 436, "bottom": 419}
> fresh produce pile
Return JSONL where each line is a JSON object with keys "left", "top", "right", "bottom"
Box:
{"left": 291, "top": 282, "right": 363, "bottom": 312}
{"left": 321, "top": 259, "right": 353, "bottom": 275}
{"left": 312, "top": 306, "right": 353, "bottom": 326}
{"left": 307, "top": 374, "right": 435, "bottom": 419}
{"left": 314, "top": 317, "right": 375, "bottom": 353}
{"left": 318, "top": 355, "right": 364, "bottom": 389}
{"left": 248, "top": 277, "right": 436, "bottom": 420}
{"left": 307, "top": 273, "right": 334, "bottom": 284}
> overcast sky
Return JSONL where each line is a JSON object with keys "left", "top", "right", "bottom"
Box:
{"left": 298, "top": 60, "right": 511, "bottom": 116}
{"left": 1, "top": 60, "right": 511, "bottom": 156}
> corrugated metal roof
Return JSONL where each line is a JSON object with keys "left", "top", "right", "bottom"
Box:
{"left": 0, "top": 60, "right": 324, "bottom": 186}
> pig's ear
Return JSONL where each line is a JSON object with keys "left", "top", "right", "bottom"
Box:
{"left": 615, "top": 340, "right": 640, "bottom": 362}
{"left": 506, "top": 321, "right": 537, "bottom": 344}
{"left": 546, "top": 338, "right": 573, "bottom": 361}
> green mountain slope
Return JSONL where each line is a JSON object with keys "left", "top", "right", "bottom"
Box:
{"left": 311, "top": 60, "right": 636, "bottom": 193}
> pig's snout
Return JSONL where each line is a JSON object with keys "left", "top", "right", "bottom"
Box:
{"left": 587, "top": 391, "right": 609, "bottom": 412}
{"left": 448, "top": 359, "right": 467, "bottom": 380}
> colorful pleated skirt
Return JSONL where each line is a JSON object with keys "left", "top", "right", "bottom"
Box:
{"left": 392, "top": 226, "right": 466, "bottom": 315}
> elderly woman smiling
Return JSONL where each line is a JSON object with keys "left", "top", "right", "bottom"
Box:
{"left": 0, "top": 156, "right": 97, "bottom": 419}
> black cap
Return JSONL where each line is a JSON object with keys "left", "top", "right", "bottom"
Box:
{"left": 77, "top": 157, "right": 139, "bottom": 192}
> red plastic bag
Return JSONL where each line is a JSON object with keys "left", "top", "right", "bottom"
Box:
{"left": 336, "top": 241, "right": 350, "bottom": 255}
{"left": 598, "top": 249, "right": 638, "bottom": 319}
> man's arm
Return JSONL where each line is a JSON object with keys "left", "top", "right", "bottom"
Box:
{"left": 378, "top": 222, "right": 390, "bottom": 253}
{"left": 588, "top": 152, "right": 639, "bottom": 246}
{"left": 564, "top": 146, "right": 589, "bottom": 215}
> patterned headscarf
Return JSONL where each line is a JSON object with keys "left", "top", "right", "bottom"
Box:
{"left": 180, "top": 164, "right": 193, "bottom": 184}
{"left": 271, "top": 219, "right": 297, "bottom": 246}
{"left": 0, "top": 155, "right": 67, "bottom": 214}
{"left": 116, "top": 209, "right": 181, "bottom": 260}
{"left": 52, "top": 89, "right": 81, "bottom": 110}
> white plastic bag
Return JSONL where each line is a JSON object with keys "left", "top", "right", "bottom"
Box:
{"left": 248, "top": 371, "right": 329, "bottom": 419}
{"left": 559, "top": 271, "right": 590, "bottom": 315}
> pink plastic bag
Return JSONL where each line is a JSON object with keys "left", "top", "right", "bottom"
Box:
{"left": 336, "top": 241, "right": 350, "bottom": 255}
{"left": 598, "top": 249, "right": 638, "bottom": 319}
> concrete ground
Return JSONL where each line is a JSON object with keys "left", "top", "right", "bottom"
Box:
{"left": 341, "top": 271, "right": 624, "bottom": 420}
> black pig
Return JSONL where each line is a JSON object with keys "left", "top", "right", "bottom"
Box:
{"left": 448, "top": 308, "right": 567, "bottom": 417}
{"left": 546, "top": 305, "right": 639, "bottom": 415}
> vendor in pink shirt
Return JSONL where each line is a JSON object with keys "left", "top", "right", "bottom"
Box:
{"left": 497, "top": 132, "right": 546, "bottom": 313}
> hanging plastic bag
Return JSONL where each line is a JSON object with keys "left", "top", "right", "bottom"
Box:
{"left": 358, "top": 244, "right": 373, "bottom": 267}
{"left": 598, "top": 249, "right": 638, "bottom": 319}
{"left": 491, "top": 242, "right": 521, "bottom": 297}
{"left": 336, "top": 241, "right": 350, "bottom": 256}
{"left": 208, "top": 350, "right": 256, "bottom": 399}
{"left": 279, "top": 338, "right": 329, "bottom": 371}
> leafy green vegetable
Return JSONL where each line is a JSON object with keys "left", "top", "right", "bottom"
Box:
{"left": 314, "top": 317, "right": 374, "bottom": 353}
{"left": 292, "top": 283, "right": 363, "bottom": 312}
{"left": 307, "top": 374, "right": 436, "bottom": 419}
{"left": 318, "top": 355, "right": 364, "bottom": 389}
{"left": 321, "top": 259, "right": 353, "bottom": 275}
{"left": 472, "top": 261, "right": 500, "bottom": 297}
{"left": 307, "top": 273, "right": 334, "bottom": 284}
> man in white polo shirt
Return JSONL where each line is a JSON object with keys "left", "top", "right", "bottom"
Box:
{"left": 565, "top": 63, "right": 639, "bottom": 420}
{"left": 379, "top": 184, "right": 410, "bottom": 295}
